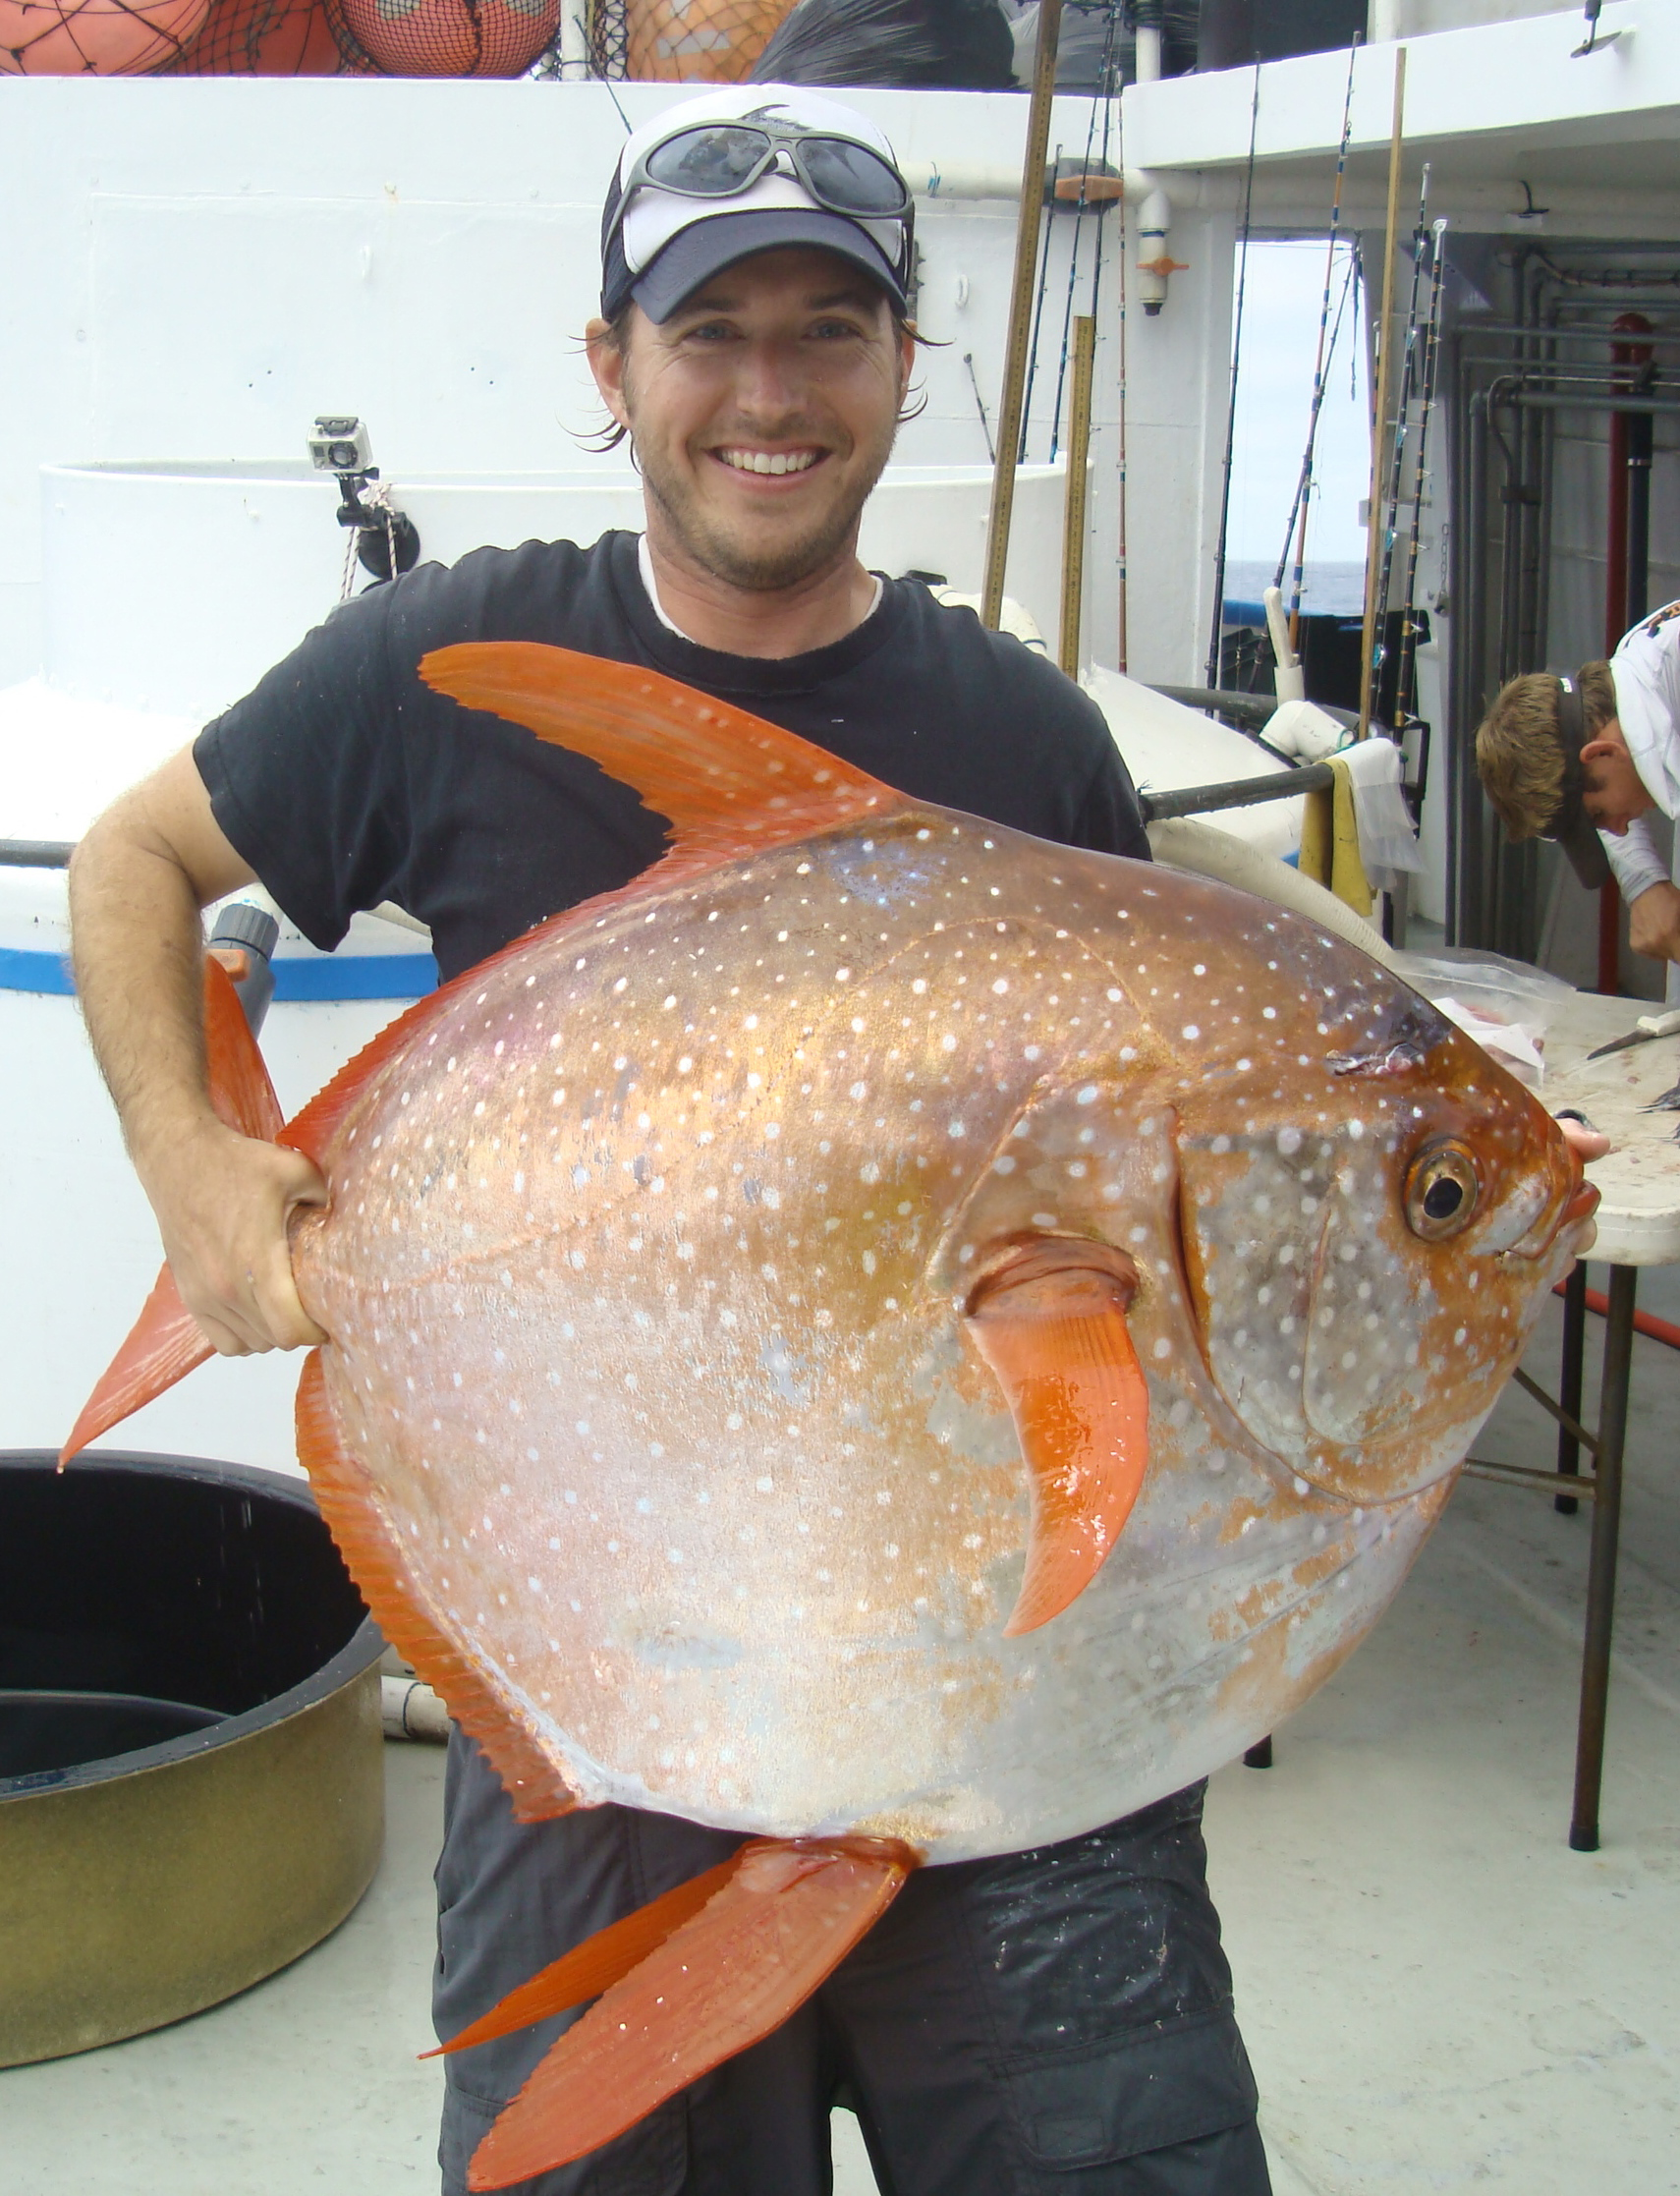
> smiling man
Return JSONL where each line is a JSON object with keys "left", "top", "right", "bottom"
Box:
{"left": 67, "top": 84, "right": 1270, "bottom": 2196}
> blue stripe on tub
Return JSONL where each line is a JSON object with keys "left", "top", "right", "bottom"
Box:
{"left": 0, "top": 946, "right": 437, "bottom": 1001}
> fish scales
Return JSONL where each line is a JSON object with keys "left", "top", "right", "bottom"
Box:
{"left": 289, "top": 804, "right": 1587, "bottom": 1860}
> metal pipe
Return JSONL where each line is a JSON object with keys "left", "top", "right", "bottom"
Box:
{"left": 1359, "top": 46, "right": 1408, "bottom": 741}
{"left": 1507, "top": 390, "right": 1680, "bottom": 416}
{"left": 1555, "top": 1260, "right": 1589, "bottom": 1515}
{"left": 1570, "top": 1262, "right": 1637, "bottom": 1852}
{"left": 1058, "top": 315, "right": 1096, "bottom": 678}
{"left": 0, "top": 840, "right": 74, "bottom": 870}
{"left": 1140, "top": 764, "right": 1331, "bottom": 823}
{"left": 981, "top": 0, "right": 1063, "bottom": 632}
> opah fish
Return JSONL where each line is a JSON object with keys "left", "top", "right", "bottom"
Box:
{"left": 68, "top": 646, "right": 1596, "bottom": 2187}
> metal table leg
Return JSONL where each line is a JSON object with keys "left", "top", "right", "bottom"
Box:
{"left": 1555, "top": 1260, "right": 1588, "bottom": 1515}
{"left": 1570, "top": 1263, "right": 1637, "bottom": 1853}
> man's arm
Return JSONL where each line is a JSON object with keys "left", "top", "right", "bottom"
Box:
{"left": 69, "top": 747, "right": 327, "bottom": 1357}
{"left": 1598, "top": 815, "right": 1680, "bottom": 962}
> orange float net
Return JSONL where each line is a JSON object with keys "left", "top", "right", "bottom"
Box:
{"left": 1, "top": 0, "right": 211, "bottom": 72}
{"left": 164, "top": 0, "right": 353, "bottom": 71}
{"left": 324, "top": 0, "right": 558, "bottom": 74}
{"left": 625, "top": 0, "right": 795, "bottom": 82}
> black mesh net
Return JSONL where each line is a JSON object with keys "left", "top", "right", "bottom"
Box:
{"left": 585, "top": 0, "right": 625, "bottom": 74}
{"left": 162, "top": 0, "right": 357, "bottom": 72}
{"left": 624, "top": 0, "right": 795, "bottom": 83}
{"left": 323, "top": 0, "right": 558, "bottom": 75}
{"left": 2, "top": 0, "right": 215, "bottom": 74}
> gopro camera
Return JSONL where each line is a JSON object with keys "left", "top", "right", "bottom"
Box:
{"left": 308, "top": 415, "right": 374, "bottom": 476}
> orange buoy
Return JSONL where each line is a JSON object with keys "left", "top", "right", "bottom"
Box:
{"left": 626, "top": 0, "right": 795, "bottom": 82}
{"left": 1, "top": 0, "right": 210, "bottom": 72}
{"left": 329, "top": 0, "right": 556, "bottom": 75}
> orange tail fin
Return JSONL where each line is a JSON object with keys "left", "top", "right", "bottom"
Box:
{"left": 965, "top": 1239, "right": 1150, "bottom": 1636}
{"left": 61, "top": 957, "right": 284, "bottom": 1466}
{"left": 467, "top": 1837, "right": 913, "bottom": 2190}
{"left": 425, "top": 1852, "right": 746, "bottom": 2059}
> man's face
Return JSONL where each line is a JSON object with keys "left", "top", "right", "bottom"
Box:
{"left": 1580, "top": 724, "right": 1654, "bottom": 835}
{"left": 588, "top": 247, "right": 915, "bottom": 593}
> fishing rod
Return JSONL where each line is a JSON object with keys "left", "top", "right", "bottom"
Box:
{"left": 1204, "top": 61, "right": 1261, "bottom": 691}
{"left": 1019, "top": 141, "right": 1062, "bottom": 464}
{"left": 1049, "top": 2, "right": 1122, "bottom": 460}
{"left": 1394, "top": 217, "right": 1448, "bottom": 733}
{"left": 1114, "top": 21, "right": 1129, "bottom": 672}
{"left": 1274, "top": 34, "right": 1361, "bottom": 647}
{"left": 1368, "top": 162, "right": 1432, "bottom": 731}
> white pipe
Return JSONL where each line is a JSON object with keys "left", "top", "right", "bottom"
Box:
{"left": 1136, "top": 186, "right": 1176, "bottom": 316}
{"left": 906, "top": 159, "right": 1680, "bottom": 232}
{"left": 382, "top": 1674, "right": 450, "bottom": 1742}
{"left": 559, "top": 2, "right": 588, "bottom": 80}
{"left": 1264, "top": 585, "right": 1305, "bottom": 704}
{"left": 1134, "top": 24, "right": 1162, "bottom": 83}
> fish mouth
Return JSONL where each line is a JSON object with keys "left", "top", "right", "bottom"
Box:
{"left": 1502, "top": 1153, "right": 1599, "bottom": 1264}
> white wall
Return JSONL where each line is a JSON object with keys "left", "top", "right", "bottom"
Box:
{"left": 0, "top": 78, "right": 1236, "bottom": 696}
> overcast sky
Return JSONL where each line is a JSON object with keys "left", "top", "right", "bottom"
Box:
{"left": 1224, "top": 239, "right": 1372, "bottom": 570}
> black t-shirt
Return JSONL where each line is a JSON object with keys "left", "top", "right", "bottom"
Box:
{"left": 196, "top": 529, "right": 1148, "bottom": 984}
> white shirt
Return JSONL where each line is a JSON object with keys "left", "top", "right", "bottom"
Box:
{"left": 1599, "top": 599, "right": 1680, "bottom": 906}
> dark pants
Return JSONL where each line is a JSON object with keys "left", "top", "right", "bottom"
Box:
{"left": 436, "top": 1732, "right": 1270, "bottom": 2196}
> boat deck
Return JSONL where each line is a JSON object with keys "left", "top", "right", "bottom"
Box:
{"left": 5, "top": 1267, "right": 1677, "bottom": 2196}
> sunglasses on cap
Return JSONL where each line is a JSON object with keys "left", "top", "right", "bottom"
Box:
{"left": 614, "top": 117, "right": 912, "bottom": 238}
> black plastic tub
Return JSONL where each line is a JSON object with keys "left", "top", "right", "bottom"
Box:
{"left": 0, "top": 1449, "right": 385, "bottom": 2066}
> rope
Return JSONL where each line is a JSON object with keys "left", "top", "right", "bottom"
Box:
{"left": 340, "top": 476, "right": 401, "bottom": 602}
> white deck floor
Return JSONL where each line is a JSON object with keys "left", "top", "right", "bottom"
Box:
{"left": 5, "top": 1265, "right": 1677, "bottom": 2196}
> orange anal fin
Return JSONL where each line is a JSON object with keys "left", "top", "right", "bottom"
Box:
{"left": 295, "top": 1350, "right": 576, "bottom": 1823}
{"left": 203, "top": 952, "right": 283, "bottom": 1141}
{"left": 467, "top": 1837, "right": 913, "bottom": 2191}
{"left": 966, "top": 1243, "right": 1150, "bottom": 1637}
{"left": 59, "top": 1264, "right": 214, "bottom": 1466}
{"left": 60, "top": 956, "right": 282, "bottom": 1465}
{"left": 419, "top": 644, "right": 904, "bottom": 872}
{"left": 424, "top": 1851, "right": 746, "bottom": 2060}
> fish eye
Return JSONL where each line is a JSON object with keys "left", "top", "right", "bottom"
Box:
{"left": 1403, "top": 1140, "right": 1482, "bottom": 1242}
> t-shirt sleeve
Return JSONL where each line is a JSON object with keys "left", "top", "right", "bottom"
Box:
{"left": 1066, "top": 732, "right": 1152, "bottom": 864}
{"left": 194, "top": 584, "right": 411, "bottom": 953}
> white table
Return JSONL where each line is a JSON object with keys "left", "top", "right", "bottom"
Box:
{"left": 1466, "top": 987, "right": 1680, "bottom": 1850}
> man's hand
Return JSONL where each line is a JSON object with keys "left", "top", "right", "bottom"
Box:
{"left": 1627, "top": 880, "right": 1680, "bottom": 962}
{"left": 140, "top": 1119, "right": 329, "bottom": 1357}
{"left": 1556, "top": 1115, "right": 1611, "bottom": 1164}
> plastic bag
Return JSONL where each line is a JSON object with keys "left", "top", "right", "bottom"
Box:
{"left": 1391, "top": 947, "right": 1574, "bottom": 1089}
{"left": 1339, "top": 736, "right": 1425, "bottom": 890}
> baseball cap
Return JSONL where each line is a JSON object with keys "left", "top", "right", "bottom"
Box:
{"left": 1539, "top": 675, "right": 1612, "bottom": 891}
{"left": 600, "top": 84, "right": 913, "bottom": 325}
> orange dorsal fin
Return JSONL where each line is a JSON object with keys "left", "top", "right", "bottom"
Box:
{"left": 965, "top": 1240, "right": 1150, "bottom": 1637}
{"left": 283, "top": 647, "right": 910, "bottom": 1167}
{"left": 466, "top": 1837, "right": 913, "bottom": 2190}
{"left": 61, "top": 957, "right": 285, "bottom": 1464}
{"left": 425, "top": 1851, "right": 746, "bottom": 2060}
{"left": 419, "top": 643, "right": 904, "bottom": 877}
{"left": 294, "top": 1351, "right": 576, "bottom": 1822}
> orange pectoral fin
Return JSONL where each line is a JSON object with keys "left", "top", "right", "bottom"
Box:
{"left": 466, "top": 1837, "right": 913, "bottom": 2191}
{"left": 61, "top": 957, "right": 284, "bottom": 1465}
{"left": 424, "top": 1852, "right": 746, "bottom": 2059}
{"left": 60, "top": 1265, "right": 213, "bottom": 1465}
{"left": 965, "top": 1240, "right": 1149, "bottom": 1637}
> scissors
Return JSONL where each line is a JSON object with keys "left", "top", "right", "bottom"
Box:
{"left": 1585, "top": 1006, "right": 1680, "bottom": 1061}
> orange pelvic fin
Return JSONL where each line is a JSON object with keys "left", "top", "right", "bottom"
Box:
{"left": 425, "top": 1851, "right": 746, "bottom": 2059}
{"left": 467, "top": 1836, "right": 913, "bottom": 2190}
{"left": 419, "top": 643, "right": 906, "bottom": 878}
{"left": 61, "top": 957, "right": 286, "bottom": 1465}
{"left": 965, "top": 1239, "right": 1150, "bottom": 1636}
{"left": 295, "top": 1351, "right": 576, "bottom": 1823}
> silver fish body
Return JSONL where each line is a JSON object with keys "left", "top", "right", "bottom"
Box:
{"left": 295, "top": 808, "right": 1588, "bottom": 1861}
